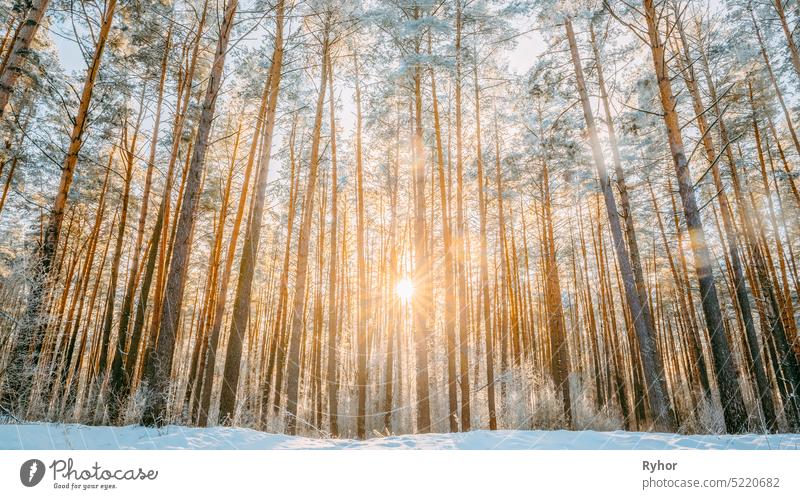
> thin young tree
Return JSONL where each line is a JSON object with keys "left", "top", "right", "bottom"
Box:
{"left": 353, "top": 47, "right": 369, "bottom": 439}
{"left": 284, "top": 12, "right": 332, "bottom": 435}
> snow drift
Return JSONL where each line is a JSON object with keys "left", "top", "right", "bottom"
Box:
{"left": 2, "top": 424, "right": 800, "bottom": 450}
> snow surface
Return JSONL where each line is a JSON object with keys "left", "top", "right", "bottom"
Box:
{"left": 2, "top": 424, "right": 800, "bottom": 450}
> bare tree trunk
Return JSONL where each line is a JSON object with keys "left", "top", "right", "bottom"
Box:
{"left": 410, "top": 7, "right": 431, "bottom": 434}
{"left": 567, "top": 17, "right": 674, "bottom": 431}
{"left": 540, "top": 148, "right": 573, "bottom": 427}
{"left": 264, "top": 116, "right": 300, "bottom": 417}
{"left": 494, "top": 115, "right": 512, "bottom": 371}
{"left": 325, "top": 50, "right": 340, "bottom": 435}
{"left": 141, "top": 0, "right": 238, "bottom": 426}
{"left": 453, "top": 0, "right": 473, "bottom": 433}
{"left": 472, "top": 50, "right": 497, "bottom": 431}
{"left": 284, "top": 23, "right": 330, "bottom": 435}
{"left": 5, "top": 0, "right": 117, "bottom": 411}
{"left": 353, "top": 48, "right": 369, "bottom": 439}
{"left": 382, "top": 103, "right": 402, "bottom": 432}
{"left": 641, "top": 0, "right": 748, "bottom": 433}
{"left": 218, "top": 0, "right": 285, "bottom": 424}
{"left": 430, "top": 43, "right": 458, "bottom": 432}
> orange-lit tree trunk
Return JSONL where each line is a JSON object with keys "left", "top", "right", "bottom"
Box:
{"left": 218, "top": 0, "right": 285, "bottom": 424}
{"left": 142, "top": 0, "right": 238, "bottom": 426}
{"left": 353, "top": 49, "right": 369, "bottom": 439}
{"left": 7, "top": 0, "right": 117, "bottom": 411}
{"left": 473, "top": 47, "right": 497, "bottom": 431}
{"left": 325, "top": 50, "right": 341, "bottom": 436}
{"left": 284, "top": 22, "right": 330, "bottom": 435}
{"left": 430, "top": 44, "right": 458, "bottom": 432}
{"left": 410, "top": 6, "right": 431, "bottom": 433}
{"left": 541, "top": 154, "right": 572, "bottom": 428}
{"left": 453, "top": 0, "right": 473, "bottom": 432}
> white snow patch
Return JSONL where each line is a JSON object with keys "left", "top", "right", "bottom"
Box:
{"left": 2, "top": 424, "right": 800, "bottom": 450}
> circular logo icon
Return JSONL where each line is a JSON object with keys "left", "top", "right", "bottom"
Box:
{"left": 20, "top": 459, "right": 45, "bottom": 487}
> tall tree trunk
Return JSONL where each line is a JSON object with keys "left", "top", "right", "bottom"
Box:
{"left": 383, "top": 122, "right": 400, "bottom": 433}
{"left": 410, "top": 6, "right": 431, "bottom": 433}
{"left": 5, "top": 0, "right": 117, "bottom": 411}
{"left": 453, "top": 0, "right": 473, "bottom": 432}
{"left": 641, "top": 0, "right": 748, "bottom": 433}
{"left": 264, "top": 115, "right": 300, "bottom": 417}
{"left": 566, "top": 16, "right": 674, "bottom": 430}
{"left": 218, "top": 0, "right": 285, "bottom": 424}
{"left": 141, "top": 0, "right": 238, "bottom": 426}
{"left": 673, "top": 19, "right": 776, "bottom": 431}
{"left": 325, "top": 50, "right": 340, "bottom": 435}
{"left": 353, "top": 49, "right": 369, "bottom": 439}
{"left": 284, "top": 23, "right": 330, "bottom": 435}
{"left": 541, "top": 152, "right": 572, "bottom": 427}
{"left": 430, "top": 43, "right": 458, "bottom": 433}
{"left": 473, "top": 48, "right": 497, "bottom": 431}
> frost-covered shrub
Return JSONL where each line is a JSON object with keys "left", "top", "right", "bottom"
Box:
{"left": 679, "top": 395, "right": 725, "bottom": 435}
{"left": 121, "top": 385, "right": 149, "bottom": 426}
{"left": 495, "top": 362, "right": 625, "bottom": 432}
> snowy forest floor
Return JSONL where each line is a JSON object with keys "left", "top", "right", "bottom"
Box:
{"left": 2, "top": 424, "right": 800, "bottom": 450}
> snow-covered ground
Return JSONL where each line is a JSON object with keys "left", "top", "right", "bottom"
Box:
{"left": 2, "top": 423, "right": 800, "bottom": 450}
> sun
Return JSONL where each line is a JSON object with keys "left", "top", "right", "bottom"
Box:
{"left": 395, "top": 277, "right": 414, "bottom": 302}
